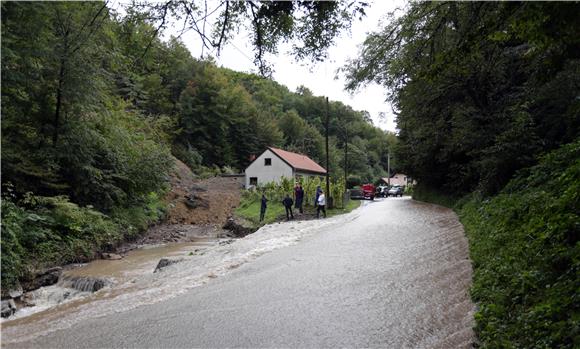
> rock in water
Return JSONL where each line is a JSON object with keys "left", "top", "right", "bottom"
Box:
{"left": 8, "top": 283, "right": 23, "bottom": 299}
{"left": 22, "top": 267, "right": 62, "bottom": 292}
{"left": 154, "top": 258, "right": 183, "bottom": 273}
{"left": 101, "top": 253, "right": 123, "bottom": 260}
{"left": 223, "top": 217, "right": 256, "bottom": 238}
{"left": 1, "top": 299, "right": 17, "bottom": 318}
{"left": 58, "top": 276, "right": 109, "bottom": 292}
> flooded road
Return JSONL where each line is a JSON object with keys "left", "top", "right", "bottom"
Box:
{"left": 2, "top": 197, "right": 474, "bottom": 348}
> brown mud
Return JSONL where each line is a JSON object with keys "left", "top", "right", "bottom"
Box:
{"left": 115, "top": 159, "right": 243, "bottom": 254}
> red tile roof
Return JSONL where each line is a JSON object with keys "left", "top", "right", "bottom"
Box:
{"left": 268, "top": 147, "right": 327, "bottom": 174}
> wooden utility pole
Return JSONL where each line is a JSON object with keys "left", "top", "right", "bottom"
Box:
{"left": 344, "top": 127, "right": 348, "bottom": 189}
{"left": 387, "top": 151, "right": 391, "bottom": 186}
{"left": 325, "top": 97, "right": 331, "bottom": 207}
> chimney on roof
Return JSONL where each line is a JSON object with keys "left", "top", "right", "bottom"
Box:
{"left": 249, "top": 154, "right": 256, "bottom": 161}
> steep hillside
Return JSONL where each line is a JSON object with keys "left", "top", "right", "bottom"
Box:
{"left": 459, "top": 140, "right": 579, "bottom": 348}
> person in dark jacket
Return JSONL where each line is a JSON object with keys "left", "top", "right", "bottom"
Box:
{"left": 260, "top": 194, "right": 268, "bottom": 222}
{"left": 315, "top": 185, "right": 322, "bottom": 208}
{"left": 282, "top": 194, "right": 294, "bottom": 220}
{"left": 294, "top": 183, "right": 304, "bottom": 214}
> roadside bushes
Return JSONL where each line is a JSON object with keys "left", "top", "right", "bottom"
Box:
{"left": 412, "top": 183, "right": 459, "bottom": 209}
{"left": 1, "top": 194, "right": 119, "bottom": 290}
{"left": 1, "top": 191, "right": 168, "bottom": 291}
{"left": 459, "top": 140, "right": 580, "bottom": 348}
{"left": 242, "top": 176, "right": 347, "bottom": 208}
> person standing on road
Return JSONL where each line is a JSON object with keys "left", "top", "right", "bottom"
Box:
{"left": 260, "top": 194, "right": 268, "bottom": 222}
{"left": 294, "top": 183, "right": 304, "bottom": 214}
{"left": 315, "top": 185, "right": 322, "bottom": 208}
{"left": 316, "top": 190, "right": 326, "bottom": 218}
{"left": 282, "top": 194, "right": 294, "bottom": 220}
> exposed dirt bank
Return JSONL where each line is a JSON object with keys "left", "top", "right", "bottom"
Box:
{"left": 164, "top": 159, "right": 242, "bottom": 225}
{"left": 115, "top": 159, "right": 244, "bottom": 253}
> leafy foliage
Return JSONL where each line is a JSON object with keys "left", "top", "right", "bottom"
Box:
{"left": 459, "top": 140, "right": 580, "bottom": 348}
{"left": 345, "top": 1, "right": 580, "bottom": 196}
{"left": 132, "top": 1, "right": 369, "bottom": 76}
{"left": 344, "top": 2, "right": 579, "bottom": 346}
{"left": 237, "top": 176, "right": 356, "bottom": 226}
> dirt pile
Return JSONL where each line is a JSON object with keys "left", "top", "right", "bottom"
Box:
{"left": 164, "top": 159, "right": 243, "bottom": 225}
{"left": 113, "top": 159, "right": 244, "bottom": 254}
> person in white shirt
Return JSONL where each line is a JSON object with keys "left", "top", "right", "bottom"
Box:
{"left": 316, "top": 190, "right": 326, "bottom": 218}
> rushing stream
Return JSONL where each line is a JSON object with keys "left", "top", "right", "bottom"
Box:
{"left": 2, "top": 239, "right": 216, "bottom": 322}
{"left": 2, "top": 216, "right": 345, "bottom": 345}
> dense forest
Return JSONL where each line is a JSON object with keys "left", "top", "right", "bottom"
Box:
{"left": 345, "top": 2, "right": 579, "bottom": 347}
{"left": 345, "top": 1, "right": 579, "bottom": 197}
{"left": 1, "top": 2, "right": 393, "bottom": 290}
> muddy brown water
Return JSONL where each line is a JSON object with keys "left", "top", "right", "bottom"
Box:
{"left": 66, "top": 240, "right": 215, "bottom": 279}
{"left": 1, "top": 239, "right": 217, "bottom": 327}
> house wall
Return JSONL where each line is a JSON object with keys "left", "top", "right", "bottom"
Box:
{"left": 245, "top": 149, "right": 293, "bottom": 188}
{"left": 390, "top": 173, "right": 410, "bottom": 187}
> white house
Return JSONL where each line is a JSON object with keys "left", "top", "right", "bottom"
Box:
{"left": 381, "top": 173, "right": 416, "bottom": 187}
{"left": 244, "top": 147, "right": 326, "bottom": 188}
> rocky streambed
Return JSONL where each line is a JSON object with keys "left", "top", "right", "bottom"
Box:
{"left": 1, "top": 214, "right": 258, "bottom": 322}
{"left": 1, "top": 237, "right": 220, "bottom": 322}
{"left": 1, "top": 215, "right": 338, "bottom": 346}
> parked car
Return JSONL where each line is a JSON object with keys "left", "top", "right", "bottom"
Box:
{"left": 376, "top": 185, "right": 388, "bottom": 197}
{"left": 361, "top": 183, "right": 376, "bottom": 200}
{"left": 387, "top": 186, "right": 404, "bottom": 197}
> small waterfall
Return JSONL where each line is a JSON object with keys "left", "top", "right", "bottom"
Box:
{"left": 2, "top": 276, "right": 111, "bottom": 321}
{"left": 57, "top": 275, "right": 110, "bottom": 293}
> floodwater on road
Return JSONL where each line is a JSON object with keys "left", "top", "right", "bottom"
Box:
{"left": 2, "top": 197, "right": 475, "bottom": 348}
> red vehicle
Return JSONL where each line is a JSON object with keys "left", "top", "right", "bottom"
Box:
{"left": 361, "top": 183, "right": 376, "bottom": 200}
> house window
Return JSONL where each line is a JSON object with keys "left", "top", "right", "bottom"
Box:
{"left": 250, "top": 177, "right": 258, "bottom": 186}
{"left": 264, "top": 158, "right": 272, "bottom": 166}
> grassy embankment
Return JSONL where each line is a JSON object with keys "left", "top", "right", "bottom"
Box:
{"left": 413, "top": 141, "right": 579, "bottom": 348}
{"left": 236, "top": 195, "right": 361, "bottom": 226}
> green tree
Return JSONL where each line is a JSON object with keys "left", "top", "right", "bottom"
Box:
{"left": 345, "top": 1, "right": 580, "bottom": 195}
{"left": 278, "top": 110, "right": 325, "bottom": 162}
{"left": 133, "top": 1, "right": 368, "bottom": 76}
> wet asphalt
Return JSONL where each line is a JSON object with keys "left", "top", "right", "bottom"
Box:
{"left": 8, "top": 197, "right": 474, "bottom": 348}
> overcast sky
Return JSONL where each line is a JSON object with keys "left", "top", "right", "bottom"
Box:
{"left": 116, "top": 0, "right": 407, "bottom": 132}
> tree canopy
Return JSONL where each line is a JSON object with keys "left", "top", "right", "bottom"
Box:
{"left": 1, "top": 0, "right": 392, "bottom": 218}
{"left": 344, "top": 1, "right": 580, "bottom": 195}
{"left": 132, "top": 0, "right": 369, "bottom": 76}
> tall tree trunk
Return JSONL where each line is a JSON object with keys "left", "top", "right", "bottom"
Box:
{"left": 53, "top": 57, "right": 65, "bottom": 147}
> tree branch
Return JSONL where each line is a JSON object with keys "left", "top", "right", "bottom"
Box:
{"left": 249, "top": 1, "right": 267, "bottom": 75}
{"left": 139, "top": 1, "right": 171, "bottom": 62}
{"left": 216, "top": 0, "right": 229, "bottom": 54}
{"left": 71, "top": 1, "right": 109, "bottom": 54}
